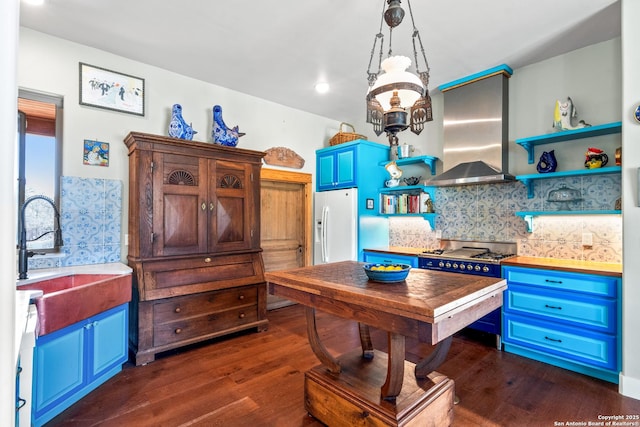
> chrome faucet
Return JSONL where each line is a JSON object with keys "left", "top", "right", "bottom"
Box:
{"left": 18, "top": 195, "right": 63, "bottom": 280}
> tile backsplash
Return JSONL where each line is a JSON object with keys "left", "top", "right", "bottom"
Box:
{"left": 29, "top": 173, "right": 622, "bottom": 272}
{"left": 28, "top": 176, "right": 123, "bottom": 270}
{"left": 389, "top": 175, "right": 622, "bottom": 263}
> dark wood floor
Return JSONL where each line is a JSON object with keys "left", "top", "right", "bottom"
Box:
{"left": 47, "top": 304, "right": 640, "bottom": 427}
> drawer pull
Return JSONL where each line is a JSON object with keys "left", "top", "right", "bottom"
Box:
{"left": 239, "top": 312, "right": 246, "bottom": 319}
{"left": 544, "top": 336, "right": 562, "bottom": 343}
{"left": 204, "top": 257, "right": 212, "bottom": 263}
{"left": 174, "top": 307, "right": 181, "bottom": 313}
{"left": 175, "top": 328, "right": 182, "bottom": 334}
{"left": 545, "top": 279, "right": 563, "bottom": 284}
{"left": 238, "top": 294, "right": 245, "bottom": 300}
{"left": 544, "top": 304, "right": 562, "bottom": 310}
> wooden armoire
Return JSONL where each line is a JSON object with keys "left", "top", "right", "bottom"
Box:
{"left": 124, "top": 132, "right": 268, "bottom": 365}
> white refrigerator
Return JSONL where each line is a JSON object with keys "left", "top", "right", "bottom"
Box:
{"left": 314, "top": 188, "right": 388, "bottom": 264}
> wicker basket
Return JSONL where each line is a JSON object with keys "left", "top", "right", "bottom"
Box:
{"left": 329, "top": 122, "right": 367, "bottom": 146}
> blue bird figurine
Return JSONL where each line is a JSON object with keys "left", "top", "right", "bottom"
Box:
{"left": 168, "top": 104, "right": 197, "bottom": 140}
{"left": 212, "top": 105, "right": 245, "bottom": 146}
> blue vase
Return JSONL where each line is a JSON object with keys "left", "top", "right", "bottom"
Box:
{"left": 537, "top": 150, "right": 558, "bottom": 173}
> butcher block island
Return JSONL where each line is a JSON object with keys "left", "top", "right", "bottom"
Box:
{"left": 266, "top": 261, "right": 507, "bottom": 427}
{"left": 125, "top": 132, "right": 268, "bottom": 365}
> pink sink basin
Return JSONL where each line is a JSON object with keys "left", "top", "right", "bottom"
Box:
{"left": 17, "top": 274, "right": 132, "bottom": 336}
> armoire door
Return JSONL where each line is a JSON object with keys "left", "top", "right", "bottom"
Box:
{"left": 152, "top": 152, "right": 208, "bottom": 256}
{"left": 209, "top": 159, "right": 256, "bottom": 253}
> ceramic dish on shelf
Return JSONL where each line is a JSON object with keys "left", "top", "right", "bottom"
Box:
{"left": 547, "top": 185, "right": 581, "bottom": 202}
{"left": 403, "top": 176, "right": 422, "bottom": 186}
{"left": 363, "top": 263, "right": 411, "bottom": 283}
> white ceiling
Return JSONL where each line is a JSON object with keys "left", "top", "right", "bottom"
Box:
{"left": 19, "top": 0, "right": 621, "bottom": 125}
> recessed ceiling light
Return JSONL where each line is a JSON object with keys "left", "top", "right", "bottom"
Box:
{"left": 23, "top": 0, "right": 45, "bottom": 5}
{"left": 315, "top": 82, "right": 330, "bottom": 94}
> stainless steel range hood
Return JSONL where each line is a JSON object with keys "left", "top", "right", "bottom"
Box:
{"left": 428, "top": 65, "right": 514, "bottom": 186}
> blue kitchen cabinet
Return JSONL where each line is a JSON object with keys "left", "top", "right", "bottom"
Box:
{"left": 502, "top": 266, "right": 620, "bottom": 383}
{"left": 363, "top": 251, "right": 418, "bottom": 268}
{"left": 317, "top": 144, "right": 356, "bottom": 190}
{"left": 316, "top": 140, "right": 389, "bottom": 192}
{"left": 32, "top": 303, "right": 129, "bottom": 426}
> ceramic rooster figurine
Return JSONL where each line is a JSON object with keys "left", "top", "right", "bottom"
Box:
{"left": 168, "top": 104, "right": 197, "bottom": 140}
{"left": 552, "top": 97, "right": 591, "bottom": 131}
{"left": 212, "top": 105, "right": 245, "bottom": 146}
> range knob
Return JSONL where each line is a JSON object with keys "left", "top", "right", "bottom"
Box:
{"left": 459, "top": 263, "right": 466, "bottom": 270}
{"left": 467, "top": 264, "right": 474, "bottom": 271}
{"left": 452, "top": 263, "right": 458, "bottom": 269}
{"left": 474, "top": 265, "right": 481, "bottom": 272}
{"left": 482, "top": 266, "right": 490, "bottom": 273}
{"left": 445, "top": 262, "right": 452, "bottom": 268}
{"left": 438, "top": 261, "right": 445, "bottom": 268}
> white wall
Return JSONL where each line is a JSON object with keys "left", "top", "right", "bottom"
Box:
{"left": 18, "top": 27, "right": 341, "bottom": 260}
{"left": 509, "top": 39, "right": 622, "bottom": 174}
{"left": 1, "top": 1, "right": 20, "bottom": 425}
{"left": 620, "top": 0, "right": 640, "bottom": 400}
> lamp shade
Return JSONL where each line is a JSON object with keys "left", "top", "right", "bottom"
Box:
{"left": 368, "top": 56, "right": 424, "bottom": 111}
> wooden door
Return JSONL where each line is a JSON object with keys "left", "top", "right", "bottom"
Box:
{"left": 260, "top": 169, "right": 312, "bottom": 310}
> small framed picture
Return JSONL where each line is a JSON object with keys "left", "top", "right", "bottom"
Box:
{"left": 79, "top": 62, "right": 145, "bottom": 116}
{"left": 366, "top": 198, "right": 374, "bottom": 210}
{"left": 83, "top": 140, "right": 109, "bottom": 167}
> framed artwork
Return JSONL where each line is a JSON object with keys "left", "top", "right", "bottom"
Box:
{"left": 79, "top": 62, "right": 145, "bottom": 116}
{"left": 83, "top": 139, "right": 109, "bottom": 166}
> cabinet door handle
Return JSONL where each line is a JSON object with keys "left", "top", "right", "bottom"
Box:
{"left": 544, "top": 304, "right": 562, "bottom": 310}
{"left": 544, "top": 336, "right": 562, "bottom": 343}
{"left": 175, "top": 328, "right": 182, "bottom": 334}
{"left": 201, "top": 202, "right": 206, "bottom": 211}
{"left": 209, "top": 202, "right": 215, "bottom": 212}
{"left": 545, "top": 279, "right": 563, "bottom": 284}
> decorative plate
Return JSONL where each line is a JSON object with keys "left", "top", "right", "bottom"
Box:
{"left": 635, "top": 104, "right": 640, "bottom": 123}
{"left": 363, "top": 263, "right": 411, "bottom": 283}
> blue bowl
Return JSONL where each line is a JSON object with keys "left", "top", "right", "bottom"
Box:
{"left": 363, "top": 263, "right": 411, "bottom": 283}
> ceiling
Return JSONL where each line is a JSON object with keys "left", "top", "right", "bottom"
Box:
{"left": 19, "top": 0, "right": 621, "bottom": 125}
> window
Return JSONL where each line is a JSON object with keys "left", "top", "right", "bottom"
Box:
{"left": 17, "top": 90, "right": 63, "bottom": 252}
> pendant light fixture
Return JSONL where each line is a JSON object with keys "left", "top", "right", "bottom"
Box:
{"left": 366, "top": 0, "right": 432, "bottom": 158}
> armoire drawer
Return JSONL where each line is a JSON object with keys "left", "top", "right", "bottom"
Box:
{"left": 504, "top": 284, "right": 616, "bottom": 333}
{"left": 503, "top": 266, "right": 617, "bottom": 298}
{"left": 153, "top": 291, "right": 258, "bottom": 347}
{"left": 138, "top": 252, "right": 264, "bottom": 300}
{"left": 503, "top": 313, "right": 617, "bottom": 370}
{"left": 153, "top": 286, "right": 258, "bottom": 322}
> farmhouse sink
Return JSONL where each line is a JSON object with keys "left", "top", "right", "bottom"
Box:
{"left": 17, "top": 272, "right": 132, "bottom": 336}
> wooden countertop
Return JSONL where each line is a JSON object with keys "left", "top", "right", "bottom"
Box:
{"left": 365, "top": 247, "right": 622, "bottom": 278}
{"left": 501, "top": 256, "right": 622, "bottom": 277}
{"left": 364, "top": 246, "right": 427, "bottom": 256}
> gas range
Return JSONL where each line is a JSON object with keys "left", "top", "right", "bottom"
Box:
{"left": 418, "top": 240, "right": 516, "bottom": 278}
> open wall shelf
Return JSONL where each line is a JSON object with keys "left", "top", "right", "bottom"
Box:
{"left": 516, "top": 166, "right": 621, "bottom": 198}
{"left": 515, "top": 210, "right": 622, "bottom": 232}
{"left": 515, "top": 122, "right": 622, "bottom": 164}
{"left": 378, "top": 155, "right": 439, "bottom": 175}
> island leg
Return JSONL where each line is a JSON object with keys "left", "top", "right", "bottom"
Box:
{"left": 414, "top": 336, "right": 452, "bottom": 379}
{"left": 358, "top": 323, "right": 375, "bottom": 360}
{"left": 305, "top": 306, "right": 341, "bottom": 374}
{"left": 381, "top": 332, "right": 405, "bottom": 400}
